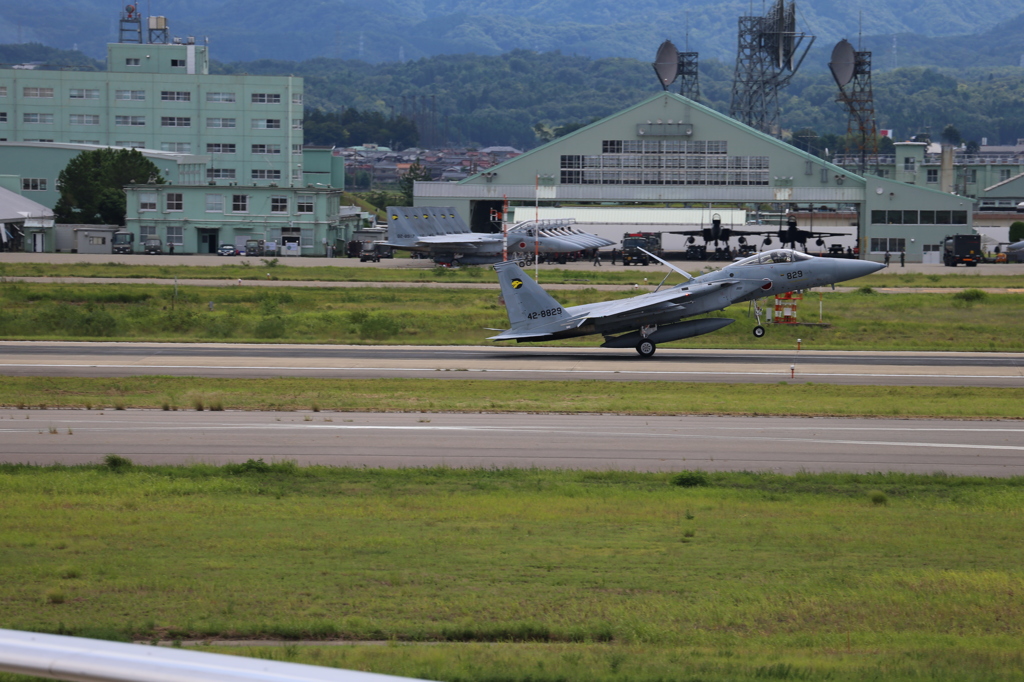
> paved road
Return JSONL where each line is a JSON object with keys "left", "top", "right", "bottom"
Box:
{"left": 3, "top": 409, "right": 1022, "bottom": 476}
{"left": 2, "top": 341, "right": 1022, "bottom": 387}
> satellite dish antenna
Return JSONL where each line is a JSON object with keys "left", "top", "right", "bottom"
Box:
{"left": 829, "top": 39, "right": 856, "bottom": 88}
{"left": 652, "top": 40, "right": 679, "bottom": 90}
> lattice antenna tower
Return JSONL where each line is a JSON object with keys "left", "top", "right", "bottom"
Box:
{"left": 119, "top": 4, "right": 143, "bottom": 43}
{"left": 729, "top": 0, "right": 815, "bottom": 135}
{"left": 830, "top": 39, "right": 878, "bottom": 176}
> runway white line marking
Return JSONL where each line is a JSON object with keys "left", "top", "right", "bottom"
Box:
{"left": 3, "top": 423, "right": 1022, "bottom": 452}
{"left": 0, "top": 363, "right": 1020, "bottom": 380}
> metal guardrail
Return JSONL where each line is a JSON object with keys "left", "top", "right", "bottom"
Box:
{"left": 0, "top": 629, "right": 427, "bottom": 682}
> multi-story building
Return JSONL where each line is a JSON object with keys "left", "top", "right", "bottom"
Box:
{"left": 0, "top": 11, "right": 362, "bottom": 255}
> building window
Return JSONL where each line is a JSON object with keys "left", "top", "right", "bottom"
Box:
{"left": 296, "top": 194, "right": 314, "bottom": 213}
{"left": 206, "top": 118, "right": 236, "bottom": 128}
{"left": 69, "top": 139, "right": 100, "bottom": 144}
{"left": 251, "top": 144, "right": 281, "bottom": 154}
{"left": 166, "top": 225, "right": 183, "bottom": 245}
{"left": 21, "top": 178, "right": 47, "bottom": 191}
{"left": 116, "top": 89, "right": 146, "bottom": 100}
{"left": 139, "top": 225, "right": 157, "bottom": 240}
{"left": 161, "top": 116, "right": 191, "bottom": 127}
{"left": 252, "top": 119, "right": 281, "bottom": 129}
{"left": 0, "top": 112, "right": 6, "bottom": 122}
{"left": 22, "top": 113, "right": 54, "bottom": 124}
{"left": 0, "top": 86, "right": 6, "bottom": 97}
{"left": 1000, "top": 169, "right": 1012, "bottom": 182}
{"left": 292, "top": 93, "right": 303, "bottom": 105}
{"left": 87, "top": 236, "right": 107, "bottom": 246}
{"left": 115, "top": 115, "right": 146, "bottom": 126}
{"left": 270, "top": 196, "right": 288, "bottom": 213}
{"left": 69, "top": 114, "right": 100, "bottom": 125}
{"left": 125, "top": 58, "right": 140, "bottom": 66}
{"left": 926, "top": 169, "right": 938, "bottom": 183}
{"left": 292, "top": 144, "right": 302, "bottom": 156}
{"left": 138, "top": 193, "right": 157, "bottom": 211}
{"left": 23, "top": 139, "right": 54, "bottom": 143}
{"left": 206, "top": 168, "right": 236, "bottom": 180}
{"left": 116, "top": 141, "right": 145, "bottom": 148}
{"left": 251, "top": 169, "right": 282, "bottom": 180}
{"left": 870, "top": 237, "right": 906, "bottom": 253}
{"left": 251, "top": 93, "right": 281, "bottom": 104}
{"left": 161, "top": 91, "right": 191, "bottom": 102}
{"left": 292, "top": 169, "right": 302, "bottom": 182}
{"left": 166, "top": 193, "right": 183, "bottom": 211}
{"left": 902, "top": 157, "right": 915, "bottom": 171}
{"left": 69, "top": 88, "right": 99, "bottom": 99}
{"left": 206, "top": 143, "right": 236, "bottom": 154}
{"left": 206, "top": 92, "right": 235, "bottom": 102}
{"left": 170, "top": 59, "right": 186, "bottom": 68}
{"left": 292, "top": 118, "right": 303, "bottom": 130}
{"left": 160, "top": 142, "right": 192, "bottom": 153}
{"left": 23, "top": 87, "right": 54, "bottom": 98}
{"left": 232, "top": 195, "right": 249, "bottom": 213}
{"left": 205, "top": 194, "right": 224, "bottom": 212}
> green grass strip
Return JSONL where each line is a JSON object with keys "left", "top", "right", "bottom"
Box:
{"left": 2, "top": 465, "right": 1024, "bottom": 681}
{"left": 1, "top": 377, "right": 1022, "bottom": 418}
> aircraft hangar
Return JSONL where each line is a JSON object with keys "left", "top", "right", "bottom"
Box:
{"left": 413, "top": 91, "right": 973, "bottom": 262}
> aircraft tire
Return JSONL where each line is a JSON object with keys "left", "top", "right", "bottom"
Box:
{"left": 636, "top": 339, "right": 656, "bottom": 358}
{"left": 753, "top": 325, "right": 766, "bottom": 338}
{"left": 518, "top": 260, "right": 526, "bottom": 267}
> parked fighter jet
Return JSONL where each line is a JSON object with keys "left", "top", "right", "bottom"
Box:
{"left": 489, "top": 248, "right": 884, "bottom": 357}
{"left": 766, "top": 213, "right": 848, "bottom": 250}
{"left": 386, "top": 206, "right": 613, "bottom": 266}
{"left": 1005, "top": 240, "right": 1024, "bottom": 263}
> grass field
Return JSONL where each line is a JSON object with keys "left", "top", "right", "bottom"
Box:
{"left": 2, "top": 377, "right": 1023, "bottom": 419}
{"left": 3, "top": 259, "right": 1023, "bottom": 288}
{"left": 1, "top": 465, "right": 1024, "bottom": 681}
{"left": 2, "top": 281, "right": 1023, "bottom": 350}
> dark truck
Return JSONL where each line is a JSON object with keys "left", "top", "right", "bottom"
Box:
{"left": 943, "top": 234, "right": 981, "bottom": 267}
{"left": 621, "top": 232, "right": 663, "bottom": 266}
{"left": 112, "top": 231, "right": 134, "bottom": 254}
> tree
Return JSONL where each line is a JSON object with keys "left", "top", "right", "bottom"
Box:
{"left": 1010, "top": 221, "right": 1024, "bottom": 243}
{"left": 397, "top": 161, "right": 432, "bottom": 206}
{"left": 941, "top": 124, "right": 962, "bottom": 147}
{"left": 53, "top": 148, "right": 164, "bottom": 225}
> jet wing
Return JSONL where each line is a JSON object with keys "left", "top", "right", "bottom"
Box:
{"left": 571, "top": 280, "right": 736, "bottom": 321}
{"left": 389, "top": 233, "right": 501, "bottom": 251}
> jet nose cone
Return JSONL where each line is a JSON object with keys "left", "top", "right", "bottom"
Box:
{"left": 833, "top": 258, "right": 885, "bottom": 283}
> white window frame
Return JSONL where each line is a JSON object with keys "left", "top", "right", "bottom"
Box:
{"left": 251, "top": 144, "right": 281, "bottom": 154}
{"left": 139, "top": 193, "right": 157, "bottom": 211}
{"left": 161, "top": 91, "right": 192, "bottom": 102}
{"left": 251, "top": 93, "right": 282, "bottom": 104}
{"left": 21, "top": 178, "right": 47, "bottom": 191}
{"left": 165, "top": 193, "right": 183, "bottom": 212}
{"left": 161, "top": 116, "right": 191, "bottom": 128}
{"left": 69, "top": 114, "right": 100, "bottom": 125}
{"left": 270, "top": 196, "right": 288, "bottom": 214}
{"left": 205, "top": 194, "right": 224, "bottom": 213}
{"left": 116, "top": 141, "right": 145, "bottom": 148}
{"left": 139, "top": 225, "right": 157, "bottom": 240}
{"left": 206, "top": 118, "right": 236, "bottom": 129}
{"left": 69, "top": 88, "right": 99, "bottom": 99}
{"left": 206, "top": 168, "right": 236, "bottom": 180}
{"left": 231, "top": 194, "right": 249, "bottom": 213}
{"left": 296, "top": 194, "right": 314, "bottom": 214}
{"left": 170, "top": 59, "right": 186, "bottom": 68}
{"left": 166, "top": 226, "right": 183, "bottom": 245}
{"left": 292, "top": 93, "right": 303, "bottom": 105}
{"left": 206, "top": 92, "right": 236, "bottom": 103}
{"left": 251, "top": 119, "right": 281, "bottom": 129}
{"left": 115, "top": 115, "right": 146, "bottom": 127}
{"left": 23, "top": 87, "right": 54, "bottom": 98}
{"left": 251, "top": 169, "right": 282, "bottom": 180}
{"left": 160, "top": 142, "right": 191, "bottom": 153}
{"left": 125, "top": 58, "right": 141, "bottom": 66}
{"left": 116, "top": 89, "right": 146, "bottom": 101}
{"left": 22, "top": 113, "right": 54, "bottom": 124}
{"left": 206, "top": 143, "right": 236, "bottom": 154}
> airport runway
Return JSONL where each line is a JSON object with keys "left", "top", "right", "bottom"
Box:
{"left": 1, "top": 341, "right": 1023, "bottom": 387}
{"left": 2, "top": 409, "right": 1022, "bottom": 476}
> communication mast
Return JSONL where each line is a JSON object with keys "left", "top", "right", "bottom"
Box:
{"left": 119, "top": 4, "right": 143, "bottom": 43}
{"left": 651, "top": 40, "right": 700, "bottom": 102}
{"left": 830, "top": 39, "right": 878, "bottom": 176}
{"left": 729, "top": 0, "right": 814, "bottom": 135}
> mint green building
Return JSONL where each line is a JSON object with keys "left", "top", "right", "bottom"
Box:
{"left": 0, "top": 24, "right": 361, "bottom": 254}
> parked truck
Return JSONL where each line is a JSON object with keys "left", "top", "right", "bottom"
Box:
{"left": 943, "top": 234, "right": 981, "bottom": 267}
{"left": 245, "top": 239, "right": 265, "bottom": 257}
{"left": 621, "top": 232, "right": 664, "bottom": 266}
{"left": 143, "top": 237, "right": 162, "bottom": 255}
{"left": 112, "top": 231, "right": 135, "bottom": 254}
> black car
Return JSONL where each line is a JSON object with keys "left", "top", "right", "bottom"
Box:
{"left": 218, "top": 243, "right": 238, "bottom": 256}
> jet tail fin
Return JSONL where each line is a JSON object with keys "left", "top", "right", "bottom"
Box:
{"left": 494, "top": 260, "right": 566, "bottom": 330}
{"left": 386, "top": 206, "right": 466, "bottom": 247}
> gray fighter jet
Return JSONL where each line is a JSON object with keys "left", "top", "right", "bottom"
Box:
{"left": 489, "top": 248, "right": 884, "bottom": 357}
{"left": 386, "top": 206, "right": 614, "bottom": 266}
{"left": 1005, "top": 240, "right": 1024, "bottom": 263}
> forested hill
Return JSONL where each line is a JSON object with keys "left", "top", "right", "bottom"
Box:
{"left": 2, "top": 0, "right": 1024, "bottom": 66}
{"left": 4, "top": 43, "right": 1024, "bottom": 150}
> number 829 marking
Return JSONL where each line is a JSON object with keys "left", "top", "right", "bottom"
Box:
{"left": 528, "top": 307, "right": 562, "bottom": 320}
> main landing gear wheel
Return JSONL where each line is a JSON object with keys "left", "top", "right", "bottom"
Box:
{"left": 752, "top": 325, "right": 766, "bottom": 338}
{"left": 636, "top": 339, "right": 656, "bottom": 357}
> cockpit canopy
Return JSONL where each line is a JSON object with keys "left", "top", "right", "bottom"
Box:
{"left": 734, "top": 249, "right": 813, "bottom": 266}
